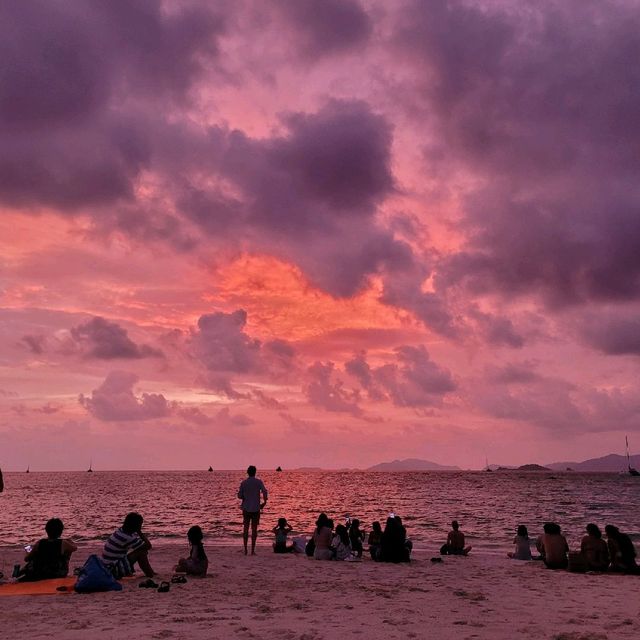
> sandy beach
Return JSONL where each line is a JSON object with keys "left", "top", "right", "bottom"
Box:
{"left": 0, "top": 543, "right": 638, "bottom": 640}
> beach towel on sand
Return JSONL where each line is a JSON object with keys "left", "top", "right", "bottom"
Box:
{"left": 0, "top": 577, "right": 76, "bottom": 596}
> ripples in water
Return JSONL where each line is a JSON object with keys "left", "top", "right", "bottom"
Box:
{"left": 0, "top": 471, "right": 638, "bottom": 554}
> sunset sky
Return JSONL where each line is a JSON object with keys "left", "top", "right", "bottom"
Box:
{"left": 1, "top": 0, "right": 639, "bottom": 470}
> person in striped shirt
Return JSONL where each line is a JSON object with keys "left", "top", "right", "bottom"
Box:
{"left": 103, "top": 512, "right": 155, "bottom": 578}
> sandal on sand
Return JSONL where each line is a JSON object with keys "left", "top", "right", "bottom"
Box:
{"left": 157, "top": 581, "right": 170, "bottom": 593}
{"left": 139, "top": 578, "right": 159, "bottom": 588}
{"left": 171, "top": 576, "right": 187, "bottom": 584}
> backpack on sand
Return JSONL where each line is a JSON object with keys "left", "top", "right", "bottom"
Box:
{"left": 74, "top": 555, "right": 123, "bottom": 593}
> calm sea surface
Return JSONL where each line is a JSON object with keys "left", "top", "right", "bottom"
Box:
{"left": 1, "top": 471, "right": 638, "bottom": 553}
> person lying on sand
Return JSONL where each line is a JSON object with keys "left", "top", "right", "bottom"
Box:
{"left": 441, "top": 520, "right": 472, "bottom": 556}
{"left": 103, "top": 512, "right": 155, "bottom": 578}
{"left": 18, "top": 518, "right": 77, "bottom": 581}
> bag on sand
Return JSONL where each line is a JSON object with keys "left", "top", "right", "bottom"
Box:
{"left": 74, "top": 555, "right": 123, "bottom": 593}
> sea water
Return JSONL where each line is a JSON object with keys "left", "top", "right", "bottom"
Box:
{"left": 0, "top": 471, "right": 637, "bottom": 553}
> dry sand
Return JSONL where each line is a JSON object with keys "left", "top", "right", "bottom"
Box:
{"left": 1, "top": 543, "right": 639, "bottom": 639}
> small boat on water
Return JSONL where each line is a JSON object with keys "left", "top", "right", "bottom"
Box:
{"left": 626, "top": 436, "right": 639, "bottom": 476}
{"left": 87, "top": 459, "right": 93, "bottom": 473}
{"left": 208, "top": 466, "right": 213, "bottom": 472}
{"left": 276, "top": 466, "right": 282, "bottom": 472}
{"left": 25, "top": 465, "right": 29, "bottom": 474}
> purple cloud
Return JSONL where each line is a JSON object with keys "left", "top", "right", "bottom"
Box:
{"left": 79, "top": 371, "right": 170, "bottom": 421}
{"left": 21, "top": 334, "right": 45, "bottom": 355}
{"left": 0, "top": 0, "right": 226, "bottom": 210}
{"left": 70, "top": 316, "right": 163, "bottom": 360}
{"left": 305, "top": 361, "right": 362, "bottom": 416}
{"left": 192, "top": 310, "right": 261, "bottom": 374}
{"left": 580, "top": 311, "right": 640, "bottom": 356}
{"left": 275, "top": 0, "right": 372, "bottom": 58}
{"left": 393, "top": 0, "right": 640, "bottom": 310}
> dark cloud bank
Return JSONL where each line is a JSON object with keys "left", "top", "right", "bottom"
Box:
{"left": 3, "top": 0, "right": 640, "bottom": 351}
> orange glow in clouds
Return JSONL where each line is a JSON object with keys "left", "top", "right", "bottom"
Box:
{"left": 211, "top": 254, "right": 412, "bottom": 342}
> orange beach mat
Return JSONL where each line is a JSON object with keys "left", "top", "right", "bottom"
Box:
{"left": 0, "top": 576, "right": 76, "bottom": 596}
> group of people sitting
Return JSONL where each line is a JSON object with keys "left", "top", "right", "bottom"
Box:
{"left": 508, "top": 522, "right": 639, "bottom": 573}
{"left": 271, "top": 513, "right": 413, "bottom": 562}
{"left": 12, "top": 512, "right": 638, "bottom": 582}
{"left": 14, "top": 512, "right": 208, "bottom": 582}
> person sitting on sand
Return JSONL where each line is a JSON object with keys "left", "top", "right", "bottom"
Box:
{"left": 508, "top": 525, "right": 532, "bottom": 560}
{"left": 368, "top": 521, "right": 382, "bottom": 561}
{"left": 238, "top": 465, "right": 268, "bottom": 556}
{"left": 175, "top": 525, "right": 208, "bottom": 576}
{"left": 19, "top": 518, "right": 77, "bottom": 581}
{"left": 332, "top": 524, "right": 353, "bottom": 561}
{"left": 380, "top": 516, "right": 411, "bottom": 563}
{"left": 348, "top": 519, "right": 365, "bottom": 558}
{"left": 273, "top": 517, "right": 294, "bottom": 553}
{"left": 605, "top": 524, "right": 639, "bottom": 573}
{"left": 441, "top": 520, "right": 472, "bottom": 556}
{"left": 103, "top": 512, "right": 155, "bottom": 578}
{"left": 313, "top": 513, "right": 334, "bottom": 561}
{"left": 537, "top": 522, "right": 568, "bottom": 570}
{"left": 580, "top": 524, "right": 609, "bottom": 571}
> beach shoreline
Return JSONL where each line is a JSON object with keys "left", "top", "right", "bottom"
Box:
{"left": 0, "top": 543, "right": 638, "bottom": 639}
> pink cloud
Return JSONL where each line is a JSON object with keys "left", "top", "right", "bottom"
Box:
{"left": 79, "top": 371, "right": 170, "bottom": 421}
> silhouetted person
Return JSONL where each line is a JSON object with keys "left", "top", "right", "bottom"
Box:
{"left": 442, "top": 520, "right": 472, "bottom": 555}
{"left": 312, "top": 513, "right": 333, "bottom": 560}
{"left": 381, "top": 516, "right": 410, "bottom": 563}
{"left": 508, "top": 524, "right": 532, "bottom": 560}
{"left": 175, "top": 525, "right": 208, "bottom": 576}
{"left": 332, "top": 524, "right": 352, "bottom": 560}
{"left": 605, "top": 524, "right": 638, "bottom": 573}
{"left": 103, "top": 512, "right": 155, "bottom": 577}
{"left": 349, "top": 519, "right": 365, "bottom": 558}
{"left": 238, "top": 465, "right": 268, "bottom": 555}
{"left": 537, "top": 522, "right": 568, "bottom": 569}
{"left": 581, "top": 524, "right": 609, "bottom": 571}
{"left": 272, "top": 517, "right": 294, "bottom": 553}
{"left": 368, "top": 521, "right": 382, "bottom": 560}
{"left": 19, "top": 518, "right": 77, "bottom": 581}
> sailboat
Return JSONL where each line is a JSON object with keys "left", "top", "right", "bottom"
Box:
{"left": 625, "top": 436, "right": 639, "bottom": 476}
{"left": 25, "top": 465, "right": 29, "bottom": 474}
{"left": 87, "top": 459, "right": 93, "bottom": 473}
{"left": 276, "top": 466, "right": 282, "bottom": 472}
{"left": 207, "top": 466, "right": 213, "bottom": 472}
{"left": 484, "top": 456, "right": 492, "bottom": 472}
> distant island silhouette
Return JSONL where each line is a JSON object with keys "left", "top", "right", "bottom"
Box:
{"left": 367, "top": 458, "right": 460, "bottom": 471}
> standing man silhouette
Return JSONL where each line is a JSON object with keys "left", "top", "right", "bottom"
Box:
{"left": 238, "top": 465, "right": 268, "bottom": 555}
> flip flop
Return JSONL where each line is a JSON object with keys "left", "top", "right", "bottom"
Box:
{"left": 171, "top": 575, "right": 187, "bottom": 584}
{"left": 138, "top": 578, "right": 159, "bottom": 588}
{"left": 157, "top": 581, "right": 170, "bottom": 593}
